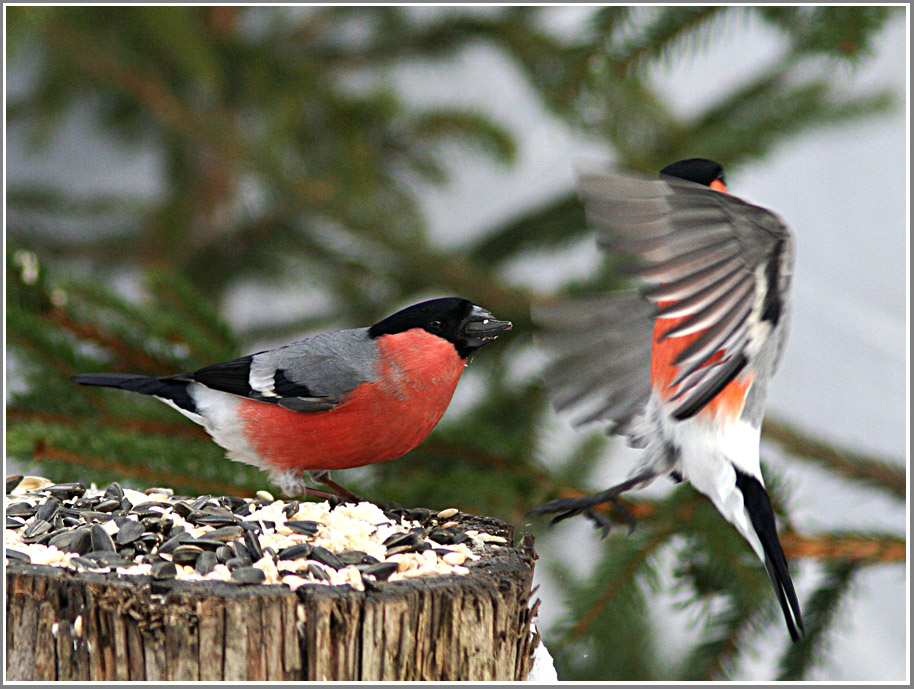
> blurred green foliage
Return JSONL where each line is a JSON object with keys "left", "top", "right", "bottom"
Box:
{"left": 6, "top": 5, "right": 905, "bottom": 680}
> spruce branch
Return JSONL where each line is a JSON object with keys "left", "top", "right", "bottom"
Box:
{"left": 776, "top": 560, "right": 859, "bottom": 680}
{"left": 569, "top": 495, "right": 701, "bottom": 638}
{"left": 762, "top": 417, "right": 905, "bottom": 500}
{"left": 29, "top": 439, "right": 250, "bottom": 497}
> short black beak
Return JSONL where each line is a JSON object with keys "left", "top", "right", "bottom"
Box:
{"left": 463, "top": 306, "right": 512, "bottom": 346}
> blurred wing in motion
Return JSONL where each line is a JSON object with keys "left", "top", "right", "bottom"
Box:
{"left": 537, "top": 162, "right": 793, "bottom": 430}
{"left": 533, "top": 291, "right": 653, "bottom": 442}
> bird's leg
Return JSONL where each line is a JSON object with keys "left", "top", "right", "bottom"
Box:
{"left": 309, "top": 470, "right": 365, "bottom": 504}
{"left": 276, "top": 469, "right": 343, "bottom": 506}
{"left": 528, "top": 468, "right": 659, "bottom": 538}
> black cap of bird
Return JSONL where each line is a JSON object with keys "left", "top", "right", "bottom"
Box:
{"left": 529, "top": 158, "right": 803, "bottom": 641}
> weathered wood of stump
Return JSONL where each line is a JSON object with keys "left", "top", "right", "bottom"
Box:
{"left": 5, "top": 515, "right": 539, "bottom": 681}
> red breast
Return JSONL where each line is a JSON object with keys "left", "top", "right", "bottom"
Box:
{"left": 237, "top": 329, "right": 465, "bottom": 472}
{"left": 650, "top": 311, "right": 753, "bottom": 423}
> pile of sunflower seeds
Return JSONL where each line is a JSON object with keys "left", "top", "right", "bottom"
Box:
{"left": 4, "top": 475, "right": 508, "bottom": 591}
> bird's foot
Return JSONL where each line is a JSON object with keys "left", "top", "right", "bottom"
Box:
{"left": 308, "top": 470, "right": 366, "bottom": 504}
{"left": 529, "top": 490, "right": 637, "bottom": 538}
{"left": 275, "top": 469, "right": 361, "bottom": 505}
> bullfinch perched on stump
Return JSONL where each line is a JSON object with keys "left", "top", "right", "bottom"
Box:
{"left": 73, "top": 297, "right": 511, "bottom": 502}
{"left": 530, "top": 158, "right": 803, "bottom": 641}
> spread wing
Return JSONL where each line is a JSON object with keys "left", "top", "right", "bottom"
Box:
{"left": 535, "top": 163, "right": 794, "bottom": 431}
{"left": 533, "top": 291, "right": 654, "bottom": 441}
{"left": 187, "top": 329, "right": 375, "bottom": 413}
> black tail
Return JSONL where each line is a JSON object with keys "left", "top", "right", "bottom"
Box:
{"left": 734, "top": 468, "right": 805, "bottom": 642}
{"left": 71, "top": 373, "right": 197, "bottom": 414}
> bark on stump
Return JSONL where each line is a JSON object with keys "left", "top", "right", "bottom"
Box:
{"left": 5, "top": 515, "right": 539, "bottom": 681}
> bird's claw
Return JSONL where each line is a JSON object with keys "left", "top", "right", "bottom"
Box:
{"left": 530, "top": 493, "right": 637, "bottom": 538}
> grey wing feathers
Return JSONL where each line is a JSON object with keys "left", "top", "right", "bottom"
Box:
{"left": 537, "top": 162, "right": 793, "bottom": 428}
{"left": 533, "top": 292, "right": 653, "bottom": 442}
{"left": 193, "top": 328, "right": 377, "bottom": 413}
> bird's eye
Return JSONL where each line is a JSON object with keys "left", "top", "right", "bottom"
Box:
{"left": 428, "top": 320, "right": 442, "bottom": 332}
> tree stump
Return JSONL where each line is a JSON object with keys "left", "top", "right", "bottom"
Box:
{"left": 6, "top": 511, "right": 540, "bottom": 681}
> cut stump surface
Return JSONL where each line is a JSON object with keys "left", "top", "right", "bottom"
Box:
{"left": 6, "top": 511, "right": 539, "bottom": 681}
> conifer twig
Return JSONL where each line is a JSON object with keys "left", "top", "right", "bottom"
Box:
{"left": 30, "top": 440, "right": 251, "bottom": 497}
{"left": 762, "top": 417, "right": 905, "bottom": 499}
{"left": 542, "top": 487, "right": 905, "bottom": 564}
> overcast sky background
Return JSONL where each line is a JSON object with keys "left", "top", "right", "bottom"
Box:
{"left": 6, "top": 8, "right": 908, "bottom": 681}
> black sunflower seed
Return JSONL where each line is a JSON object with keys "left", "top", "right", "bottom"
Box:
{"left": 195, "top": 550, "right": 218, "bottom": 575}
{"left": 359, "top": 561, "right": 399, "bottom": 581}
{"left": 5, "top": 548, "right": 31, "bottom": 564}
{"left": 171, "top": 500, "right": 196, "bottom": 519}
{"left": 307, "top": 563, "right": 331, "bottom": 582}
{"left": 89, "top": 524, "right": 116, "bottom": 552}
{"left": 225, "top": 557, "right": 247, "bottom": 571}
{"left": 151, "top": 560, "right": 177, "bottom": 579}
{"left": 231, "top": 541, "right": 251, "bottom": 563}
{"left": 405, "top": 507, "right": 431, "bottom": 523}
{"left": 283, "top": 501, "right": 300, "bottom": 518}
{"left": 178, "top": 538, "right": 225, "bottom": 552}
{"left": 6, "top": 516, "right": 26, "bottom": 529}
{"left": 45, "top": 482, "right": 87, "bottom": 499}
{"left": 61, "top": 517, "right": 83, "bottom": 528}
{"left": 309, "top": 546, "right": 344, "bottom": 570}
{"left": 116, "top": 520, "right": 145, "bottom": 545}
{"left": 157, "top": 534, "right": 184, "bottom": 555}
{"left": 140, "top": 517, "right": 165, "bottom": 532}
{"left": 94, "top": 499, "right": 121, "bottom": 513}
{"left": 139, "top": 532, "right": 161, "bottom": 547}
{"left": 172, "top": 545, "right": 204, "bottom": 565}
{"left": 384, "top": 544, "right": 416, "bottom": 557}
{"left": 191, "top": 513, "right": 238, "bottom": 527}
{"left": 118, "top": 546, "right": 137, "bottom": 560}
{"left": 205, "top": 525, "right": 244, "bottom": 542}
{"left": 232, "top": 503, "right": 252, "bottom": 517}
{"left": 383, "top": 531, "right": 420, "bottom": 548}
{"left": 78, "top": 511, "right": 114, "bottom": 523}
{"left": 171, "top": 501, "right": 193, "bottom": 519}
{"left": 48, "top": 527, "right": 92, "bottom": 555}
{"left": 6, "top": 475, "right": 23, "bottom": 494}
{"left": 36, "top": 497, "right": 61, "bottom": 523}
{"left": 277, "top": 543, "right": 313, "bottom": 561}
{"left": 163, "top": 523, "right": 186, "bottom": 539}
{"left": 6, "top": 502, "right": 36, "bottom": 518}
{"left": 104, "top": 482, "right": 125, "bottom": 501}
{"left": 23, "top": 531, "right": 54, "bottom": 545}
{"left": 82, "top": 550, "right": 132, "bottom": 567}
{"left": 220, "top": 495, "right": 247, "bottom": 510}
{"left": 428, "top": 527, "right": 469, "bottom": 545}
{"left": 243, "top": 529, "right": 263, "bottom": 561}
{"left": 215, "top": 546, "right": 234, "bottom": 563}
{"left": 132, "top": 503, "right": 170, "bottom": 517}
{"left": 24, "top": 519, "right": 52, "bottom": 538}
{"left": 191, "top": 495, "right": 214, "bottom": 511}
{"left": 337, "top": 550, "right": 379, "bottom": 566}
{"left": 284, "top": 520, "right": 320, "bottom": 536}
{"left": 231, "top": 566, "right": 265, "bottom": 584}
